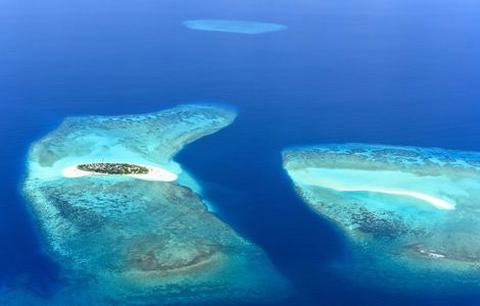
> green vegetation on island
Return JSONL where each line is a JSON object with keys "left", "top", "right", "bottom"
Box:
{"left": 77, "top": 162, "right": 149, "bottom": 175}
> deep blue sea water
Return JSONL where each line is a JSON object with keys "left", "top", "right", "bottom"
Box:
{"left": 1, "top": 0, "right": 480, "bottom": 305}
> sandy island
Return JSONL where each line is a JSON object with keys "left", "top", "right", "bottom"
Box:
{"left": 62, "top": 163, "right": 178, "bottom": 182}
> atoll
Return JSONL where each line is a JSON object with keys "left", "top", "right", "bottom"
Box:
{"left": 20, "top": 104, "right": 289, "bottom": 305}
{"left": 283, "top": 143, "right": 480, "bottom": 292}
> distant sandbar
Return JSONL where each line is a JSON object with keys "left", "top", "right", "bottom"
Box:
{"left": 183, "top": 19, "right": 287, "bottom": 34}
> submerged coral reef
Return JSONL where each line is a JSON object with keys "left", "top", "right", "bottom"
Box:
{"left": 283, "top": 143, "right": 480, "bottom": 292}
{"left": 20, "top": 105, "right": 289, "bottom": 305}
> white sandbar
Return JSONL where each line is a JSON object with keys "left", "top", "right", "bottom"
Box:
{"left": 62, "top": 164, "right": 178, "bottom": 182}
{"left": 321, "top": 185, "right": 454, "bottom": 210}
{"left": 289, "top": 168, "right": 455, "bottom": 210}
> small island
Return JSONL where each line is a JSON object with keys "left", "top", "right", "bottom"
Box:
{"left": 77, "top": 163, "right": 149, "bottom": 175}
{"left": 62, "top": 162, "right": 178, "bottom": 182}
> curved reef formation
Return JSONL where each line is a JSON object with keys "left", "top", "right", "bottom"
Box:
{"left": 283, "top": 144, "right": 480, "bottom": 292}
{"left": 20, "top": 105, "right": 289, "bottom": 305}
{"left": 183, "top": 19, "right": 287, "bottom": 34}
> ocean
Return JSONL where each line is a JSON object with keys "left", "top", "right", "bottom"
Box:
{"left": 1, "top": 0, "right": 480, "bottom": 305}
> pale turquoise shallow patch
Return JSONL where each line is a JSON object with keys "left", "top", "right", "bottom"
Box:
{"left": 283, "top": 143, "right": 480, "bottom": 292}
{"left": 183, "top": 19, "right": 287, "bottom": 34}
{"left": 16, "top": 104, "right": 290, "bottom": 305}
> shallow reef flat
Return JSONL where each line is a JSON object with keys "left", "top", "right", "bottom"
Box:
{"left": 19, "top": 105, "right": 289, "bottom": 305}
{"left": 283, "top": 144, "right": 480, "bottom": 292}
{"left": 183, "top": 19, "right": 287, "bottom": 34}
